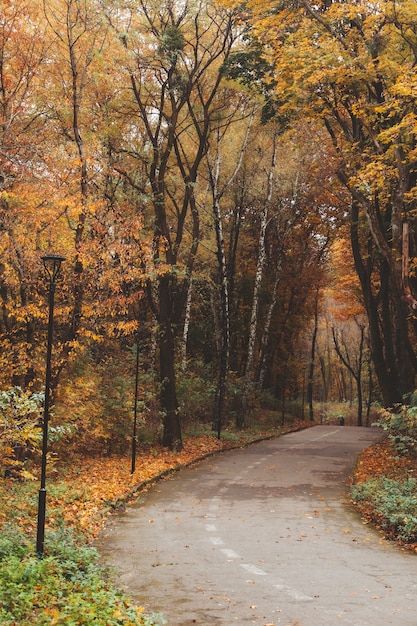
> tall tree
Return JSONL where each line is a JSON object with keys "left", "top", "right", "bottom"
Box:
{"left": 104, "top": 0, "right": 239, "bottom": 449}
{"left": 0, "top": 0, "right": 49, "bottom": 386}
{"left": 240, "top": 0, "right": 417, "bottom": 405}
{"left": 204, "top": 99, "right": 256, "bottom": 436}
{"left": 238, "top": 130, "right": 278, "bottom": 427}
{"left": 43, "top": 0, "right": 109, "bottom": 342}
{"left": 332, "top": 319, "right": 366, "bottom": 426}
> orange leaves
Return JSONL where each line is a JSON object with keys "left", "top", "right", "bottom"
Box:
{"left": 351, "top": 435, "right": 417, "bottom": 549}
{"left": 47, "top": 435, "right": 226, "bottom": 538}
{"left": 352, "top": 438, "right": 413, "bottom": 486}
{"left": 0, "top": 424, "right": 307, "bottom": 543}
{"left": 326, "top": 234, "right": 365, "bottom": 320}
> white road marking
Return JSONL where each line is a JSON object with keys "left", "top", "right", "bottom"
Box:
{"left": 221, "top": 548, "right": 240, "bottom": 559}
{"left": 240, "top": 563, "right": 267, "bottom": 576}
{"left": 205, "top": 429, "right": 341, "bottom": 608}
{"left": 273, "top": 583, "right": 313, "bottom": 602}
{"left": 282, "top": 429, "right": 341, "bottom": 451}
{"left": 310, "top": 429, "right": 339, "bottom": 441}
{"left": 209, "top": 537, "right": 224, "bottom": 546}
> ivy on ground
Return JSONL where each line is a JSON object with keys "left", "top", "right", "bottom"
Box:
{"left": 351, "top": 437, "right": 417, "bottom": 550}
{"left": 0, "top": 529, "right": 165, "bottom": 625}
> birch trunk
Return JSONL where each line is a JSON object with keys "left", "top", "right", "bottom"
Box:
{"left": 256, "top": 264, "right": 280, "bottom": 389}
{"left": 181, "top": 278, "right": 193, "bottom": 372}
{"left": 307, "top": 288, "right": 319, "bottom": 422}
{"left": 210, "top": 138, "right": 230, "bottom": 438}
{"left": 207, "top": 113, "right": 255, "bottom": 436}
{"left": 238, "top": 133, "right": 278, "bottom": 428}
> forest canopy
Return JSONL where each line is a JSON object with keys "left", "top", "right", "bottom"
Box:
{"left": 1, "top": 0, "right": 416, "bottom": 457}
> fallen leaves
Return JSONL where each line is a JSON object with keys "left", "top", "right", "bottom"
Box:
{"left": 352, "top": 438, "right": 414, "bottom": 485}
{"left": 1, "top": 431, "right": 282, "bottom": 541}
{"left": 351, "top": 436, "right": 417, "bottom": 552}
{"left": 0, "top": 421, "right": 317, "bottom": 542}
{"left": 47, "top": 435, "right": 229, "bottom": 537}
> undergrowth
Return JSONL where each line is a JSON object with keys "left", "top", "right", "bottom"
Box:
{"left": 351, "top": 477, "right": 417, "bottom": 543}
{"left": 351, "top": 398, "right": 417, "bottom": 548}
{"left": 0, "top": 526, "right": 165, "bottom": 625}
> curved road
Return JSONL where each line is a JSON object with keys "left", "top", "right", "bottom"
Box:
{"left": 98, "top": 426, "right": 417, "bottom": 625}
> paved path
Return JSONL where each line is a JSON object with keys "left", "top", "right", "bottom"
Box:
{"left": 97, "top": 426, "right": 417, "bottom": 625}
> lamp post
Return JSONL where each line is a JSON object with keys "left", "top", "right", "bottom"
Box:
{"left": 131, "top": 336, "right": 140, "bottom": 474}
{"left": 36, "top": 253, "right": 65, "bottom": 556}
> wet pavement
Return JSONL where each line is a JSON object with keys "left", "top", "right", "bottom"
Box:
{"left": 97, "top": 426, "right": 417, "bottom": 625}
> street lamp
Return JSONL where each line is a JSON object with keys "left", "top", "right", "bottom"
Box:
{"left": 36, "top": 253, "right": 65, "bottom": 556}
{"left": 131, "top": 337, "right": 140, "bottom": 474}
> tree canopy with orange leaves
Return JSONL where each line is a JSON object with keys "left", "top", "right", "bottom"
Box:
{"left": 4, "top": 0, "right": 411, "bottom": 461}
{"left": 226, "top": 0, "right": 417, "bottom": 406}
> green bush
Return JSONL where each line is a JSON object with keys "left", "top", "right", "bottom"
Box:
{"left": 0, "top": 528, "right": 165, "bottom": 625}
{"left": 0, "top": 387, "right": 44, "bottom": 477}
{"left": 352, "top": 477, "right": 417, "bottom": 543}
{"left": 177, "top": 362, "right": 216, "bottom": 425}
{"left": 374, "top": 397, "right": 417, "bottom": 457}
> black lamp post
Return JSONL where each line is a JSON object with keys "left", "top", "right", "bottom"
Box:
{"left": 36, "top": 253, "right": 65, "bottom": 556}
{"left": 131, "top": 336, "right": 140, "bottom": 474}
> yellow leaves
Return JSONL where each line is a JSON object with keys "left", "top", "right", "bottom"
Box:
{"left": 111, "top": 320, "right": 140, "bottom": 336}
{"left": 13, "top": 302, "right": 45, "bottom": 324}
{"left": 42, "top": 607, "right": 61, "bottom": 621}
{"left": 32, "top": 434, "right": 239, "bottom": 538}
{"left": 80, "top": 329, "right": 104, "bottom": 342}
{"left": 353, "top": 438, "right": 413, "bottom": 486}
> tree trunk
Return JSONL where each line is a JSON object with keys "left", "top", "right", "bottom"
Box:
{"left": 350, "top": 199, "right": 404, "bottom": 406}
{"left": 239, "top": 132, "right": 278, "bottom": 428}
{"left": 181, "top": 278, "right": 193, "bottom": 373}
{"left": 210, "top": 143, "right": 230, "bottom": 438}
{"left": 213, "top": 200, "right": 230, "bottom": 439}
{"left": 307, "top": 287, "right": 319, "bottom": 421}
{"left": 159, "top": 275, "right": 182, "bottom": 451}
{"left": 331, "top": 322, "right": 365, "bottom": 427}
{"left": 256, "top": 265, "right": 281, "bottom": 389}
{"left": 208, "top": 114, "right": 255, "bottom": 436}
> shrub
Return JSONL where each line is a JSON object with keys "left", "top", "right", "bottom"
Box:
{"left": 176, "top": 362, "right": 216, "bottom": 426}
{"left": 0, "top": 387, "right": 44, "bottom": 477}
{"left": 374, "top": 398, "right": 417, "bottom": 457}
{"left": 352, "top": 477, "right": 417, "bottom": 543}
{"left": 0, "top": 527, "right": 165, "bottom": 625}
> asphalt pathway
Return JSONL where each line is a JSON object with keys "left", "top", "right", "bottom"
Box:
{"left": 97, "top": 426, "right": 417, "bottom": 625}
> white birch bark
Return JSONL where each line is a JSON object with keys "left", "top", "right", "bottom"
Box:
{"left": 256, "top": 262, "right": 281, "bottom": 389}
{"left": 238, "top": 132, "right": 278, "bottom": 427}
{"left": 181, "top": 278, "right": 193, "bottom": 372}
{"left": 207, "top": 111, "right": 256, "bottom": 435}
{"left": 256, "top": 173, "right": 299, "bottom": 389}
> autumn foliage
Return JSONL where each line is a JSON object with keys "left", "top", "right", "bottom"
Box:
{"left": 351, "top": 437, "right": 417, "bottom": 551}
{"left": 0, "top": 0, "right": 342, "bottom": 459}
{"left": 3, "top": 1, "right": 417, "bottom": 623}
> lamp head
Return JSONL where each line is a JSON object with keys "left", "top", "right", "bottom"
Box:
{"left": 41, "top": 253, "right": 66, "bottom": 282}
